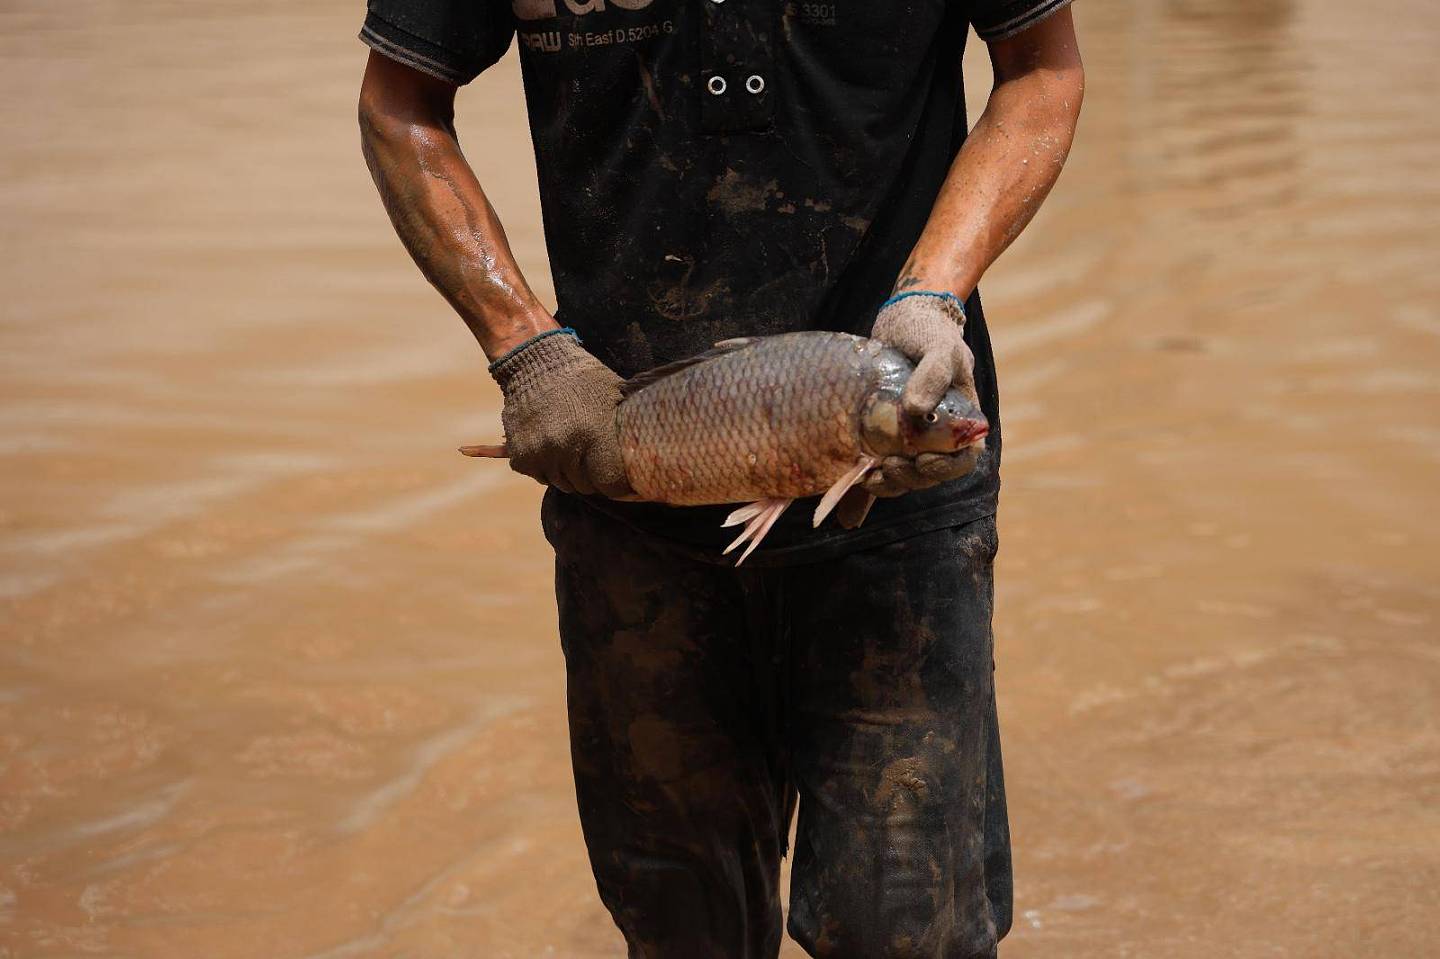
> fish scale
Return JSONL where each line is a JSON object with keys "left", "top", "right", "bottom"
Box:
{"left": 617, "top": 332, "right": 890, "bottom": 507}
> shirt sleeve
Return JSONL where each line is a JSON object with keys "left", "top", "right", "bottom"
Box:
{"left": 967, "top": 0, "right": 1074, "bottom": 42}
{"left": 360, "top": 0, "right": 515, "bottom": 86}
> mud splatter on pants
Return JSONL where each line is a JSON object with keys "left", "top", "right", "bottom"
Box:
{"left": 543, "top": 491, "right": 1011, "bottom": 959}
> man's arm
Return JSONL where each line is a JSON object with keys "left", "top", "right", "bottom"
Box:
{"left": 358, "top": 51, "right": 554, "bottom": 359}
{"left": 857, "top": 9, "right": 1083, "bottom": 506}
{"left": 897, "top": 8, "right": 1085, "bottom": 300}
{"left": 358, "top": 52, "right": 632, "bottom": 498}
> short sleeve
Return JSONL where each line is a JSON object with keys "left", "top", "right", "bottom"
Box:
{"left": 967, "top": 0, "right": 1074, "bottom": 42}
{"left": 360, "top": 0, "right": 516, "bottom": 86}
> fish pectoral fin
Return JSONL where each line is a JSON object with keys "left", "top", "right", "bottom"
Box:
{"left": 813, "top": 457, "right": 879, "bottom": 528}
{"left": 722, "top": 498, "right": 792, "bottom": 566}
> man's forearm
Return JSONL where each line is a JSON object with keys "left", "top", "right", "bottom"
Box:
{"left": 359, "top": 54, "right": 553, "bottom": 360}
{"left": 896, "top": 12, "right": 1084, "bottom": 298}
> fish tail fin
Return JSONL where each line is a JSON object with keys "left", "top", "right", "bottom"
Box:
{"left": 459, "top": 443, "right": 508, "bottom": 458}
{"left": 812, "top": 456, "right": 879, "bottom": 528}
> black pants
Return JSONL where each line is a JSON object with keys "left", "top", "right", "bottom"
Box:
{"left": 543, "top": 492, "right": 1011, "bottom": 959}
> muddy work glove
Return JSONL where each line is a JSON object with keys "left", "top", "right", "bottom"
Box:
{"left": 489, "top": 329, "right": 633, "bottom": 498}
{"left": 860, "top": 290, "right": 983, "bottom": 501}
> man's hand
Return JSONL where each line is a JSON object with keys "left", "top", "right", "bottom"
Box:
{"left": 491, "top": 331, "right": 633, "bottom": 498}
{"left": 873, "top": 291, "right": 978, "bottom": 416}
{"left": 862, "top": 291, "right": 983, "bottom": 498}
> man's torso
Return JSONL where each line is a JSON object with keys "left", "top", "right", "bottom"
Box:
{"left": 362, "top": 0, "right": 1023, "bottom": 556}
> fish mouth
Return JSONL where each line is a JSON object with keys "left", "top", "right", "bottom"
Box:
{"left": 954, "top": 418, "right": 989, "bottom": 447}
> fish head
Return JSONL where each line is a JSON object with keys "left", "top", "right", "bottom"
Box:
{"left": 860, "top": 387, "right": 989, "bottom": 458}
{"left": 913, "top": 388, "right": 990, "bottom": 454}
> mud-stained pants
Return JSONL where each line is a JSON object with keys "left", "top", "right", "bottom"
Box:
{"left": 543, "top": 491, "right": 1011, "bottom": 959}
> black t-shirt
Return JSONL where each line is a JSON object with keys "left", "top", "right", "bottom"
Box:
{"left": 361, "top": 0, "right": 1072, "bottom": 564}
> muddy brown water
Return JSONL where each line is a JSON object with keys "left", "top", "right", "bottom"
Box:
{"left": 2, "top": 1, "right": 1438, "bottom": 956}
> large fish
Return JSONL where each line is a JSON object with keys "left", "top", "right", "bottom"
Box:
{"left": 462, "top": 331, "right": 988, "bottom": 563}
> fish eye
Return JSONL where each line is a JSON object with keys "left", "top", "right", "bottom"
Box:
{"left": 924, "top": 411, "right": 939, "bottom": 424}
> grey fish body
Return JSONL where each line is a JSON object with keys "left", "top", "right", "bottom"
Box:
{"left": 616, "top": 331, "right": 978, "bottom": 508}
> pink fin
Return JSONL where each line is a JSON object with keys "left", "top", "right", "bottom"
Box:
{"left": 723, "top": 503, "right": 773, "bottom": 555}
{"left": 735, "top": 501, "right": 789, "bottom": 566}
{"left": 812, "top": 457, "right": 879, "bottom": 528}
{"left": 721, "top": 498, "right": 791, "bottom": 565}
{"left": 723, "top": 502, "right": 767, "bottom": 528}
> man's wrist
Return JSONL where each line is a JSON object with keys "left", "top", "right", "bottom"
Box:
{"left": 879, "top": 290, "right": 967, "bottom": 326}
{"left": 481, "top": 307, "right": 562, "bottom": 363}
{"left": 488, "top": 327, "right": 581, "bottom": 374}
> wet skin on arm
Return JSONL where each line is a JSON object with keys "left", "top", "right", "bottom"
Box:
{"left": 359, "top": 53, "right": 634, "bottom": 497}
{"left": 894, "top": 8, "right": 1085, "bottom": 303}
{"left": 358, "top": 52, "right": 555, "bottom": 361}
{"left": 851, "top": 9, "right": 1085, "bottom": 518}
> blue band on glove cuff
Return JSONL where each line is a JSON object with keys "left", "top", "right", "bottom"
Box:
{"left": 880, "top": 290, "right": 967, "bottom": 318}
{"left": 487, "top": 327, "right": 580, "bottom": 373}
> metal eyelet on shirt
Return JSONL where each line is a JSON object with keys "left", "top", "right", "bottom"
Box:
{"left": 745, "top": 74, "right": 766, "bottom": 95}
{"left": 707, "top": 75, "right": 728, "bottom": 96}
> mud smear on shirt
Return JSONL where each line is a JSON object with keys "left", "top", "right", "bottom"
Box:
{"left": 1, "top": 1, "right": 1438, "bottom": 957}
